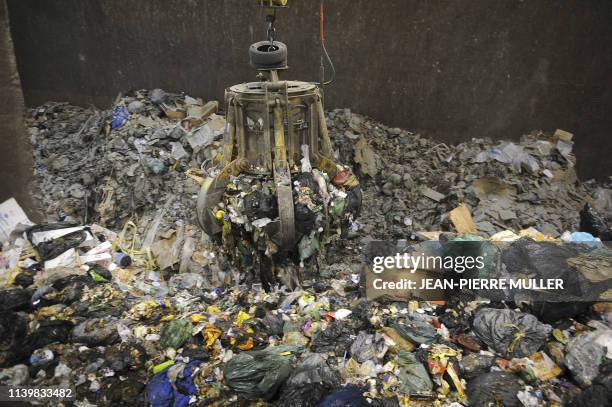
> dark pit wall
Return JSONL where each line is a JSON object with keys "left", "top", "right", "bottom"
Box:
{"left": 6, "top": 0, "right": 612, "bottom": 181}
{"left": 0, "top": 0, "right": 41, "bottom": 219}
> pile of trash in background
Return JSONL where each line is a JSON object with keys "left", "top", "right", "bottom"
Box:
{"left": 0, "top": 88, "right": 610, "bottom": 406}
{"left": 328, "top": 108, "right": 609, "bottom": 240}
{"left": 29, "top": 89, "right": 224, "bottom": 228}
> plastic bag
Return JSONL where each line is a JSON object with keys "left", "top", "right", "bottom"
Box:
{"left": 565, "top": 330, "right": 607, "bottom": 386}
{"left": 459, "top": 353, "right": 495, "bottom": 380}
{"left": 529, "top": 301, "right": 589, "bottom": 324}
{"left": 311, "top": 322, "right": 354, "bottom": 354}
{"left": 26, "top": 223, "right": 88, "bottom": 261}
{"left": 0, "top": 311, "right": 28, "bottom": 367}
{"left": 391, "top": 318, "right": 436, "bottom": 345}
{"left": 396, "top": 350, "right": 433, "bottom": 393}
{"left": 146, "top": 360, "right": 200, "bottom": 407}
{"left": 472, "top": 308, "right": 552, "bottom": 358}
{"left": 287, "top": 353, "right": 338, "bottom": 387}
{"left": 111, "top": 106, "right": 129, "bottom": 129}
{"left": 87, "top": 264, "right": 112, "bottom": 282}
{"left": 24, "top": 320, "right": 73, "bottom": 352}
{"left": 319, "top": 386, "right": 369, "bottom": 407}
{"left": 476, "top": 142, "right": 540, "bottom": 173}
{"left": 72, "top": 317, "right": 120, "bottom": 346}
{"left": 160, "top": 319, "right": 192, "bottom": 349}
{"left": 568, "top": 385, "right": 609, "bottom": 407}
{"left": 0, "top": 364, "right": 29, "bottom": 386}
{"left": 261, "top": 312, "right": 284, "bottom": 336}
{"left": 0, "top": 288, "right": 31, "bottom": 311}
{"left": 466, "top": 372, "right": 522, "bottom": 407}
{"left": 276, "top": 353, "right": 339, "bottom": 407}
{"left": 501, "top": 239, "right": 582, "bottom": 291}
{"left": 223, "top": 344, "right": 300, "bottom": 400}
{"left": 350, "top": 331, "right": 388, "bottom": 363}
{"left": 580, "top": 203, "right": 612, "bottom": 241}
{"left": 36, "top": 229, "right": 88, "bottom": 261}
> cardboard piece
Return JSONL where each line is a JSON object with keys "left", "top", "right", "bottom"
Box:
{"left": 449, "top": 204, "right": 477, "bottom": 234}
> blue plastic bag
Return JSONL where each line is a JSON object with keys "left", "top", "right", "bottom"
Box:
{"left": 569, "top": 231, "right": 601, "bottom": 244}
{"left": 319, "top": 386, "right": 369, "bottom": 407}
{"left": 111, "top": 106, "right": 129, "bottom": 129}
{"left": 146, "top": 360, "right": 200, "bottom": 407}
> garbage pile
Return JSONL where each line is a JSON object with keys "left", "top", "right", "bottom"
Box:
{"left": 0, "top": 209, "right": 611, "bottom": 406}
{"left": 0, "top": 89, "right": 609, "bottom": 406}
{"left": 326, "top": 109, "right": 609, "bottom": 239}
{"left": 28, "top": 94, "right": 611, "bottom": 243}
{"left": 29, "top": 89, "right": 224, "bottom": 228}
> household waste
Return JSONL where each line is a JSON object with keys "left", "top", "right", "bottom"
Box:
{"left": 0, "top": 89, "right": 608, "bottom": 406}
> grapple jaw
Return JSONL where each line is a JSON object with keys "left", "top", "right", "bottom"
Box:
{"left": 195, "top": 68, "right": 360, "bottom": 253}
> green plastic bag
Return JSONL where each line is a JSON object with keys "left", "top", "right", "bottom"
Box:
{"left": 396, "top": 350, "right": 433, "bottom": 393}
{"left": 223, "top": 345, "right": 301, "bottom": 400}
{"left": 160, "top": 319, "right": 192, "bottom": 349}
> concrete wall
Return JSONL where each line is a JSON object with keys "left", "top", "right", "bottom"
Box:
{"left": 0, "top": 0, "right": 41, "bottom": 220}
{"left": 6, "top": 0, "right": 612, "bottom": 180}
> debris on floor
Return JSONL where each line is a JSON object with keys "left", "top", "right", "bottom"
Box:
{"left": 0, "top": 91, "right": 609, "bottom": 406}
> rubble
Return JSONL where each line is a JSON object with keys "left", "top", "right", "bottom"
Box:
{"left": 0, "top": 92, "right": 608, "bottom": 405}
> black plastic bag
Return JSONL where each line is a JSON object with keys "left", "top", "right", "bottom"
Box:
{"left": 277, "top": 383, "right": 332, "bottom": 407}
{"left": 467, "top": 372, "right": 521, "bottom": 407}
{"left": 243, "top": 189, "right": 277, "bottom": 220}
{"left": 460, "top": 353, "right": 496, "bottom": 380}
{"left": 25, "top": 222, "right": 80, "bottom": 242}
{"left": 529, "top": 301, "right": 590, "bottom": 324}
{"left": 23, "top": 319, "right": 74, "bottom": 351}
{"left": 0, "top": 288, "right": 32, "bottom": 311}
{"left": 311, "top": 322, "right": 354, "bottom": 354}
{"left": 51, "top": 274, "right": 96, "bottom": 304}
{"left": 277, "top": 354, "right": 339, "bottom": 407}
{"left": 25, "top": 223, "right": 88, "bottom": 261}
{"left": 501, "top": 238, "right": 583, "bottom": 298}
{"left": 13, "top": 272, "right": 34, "bottom": 288}
{"left": 261, "top": 312, "right": 284, "bottom": 336}
{"left": 568, "top": 385, "right": 609, "bottom": 407}
{"left": 87, "top": 263, "right": 113, "bottom": 282}
{"left": 580, "top": 203, "right": 612, "bottom": 241}
{"left": 36, "top": 229, "right": 88, "bottom": 260}
{"left": 472, "top": 308, "right": 551, "bottom": 358}
{"left": 294, "top": 203, "right": 317, "bottom": 235}
{"left": 0, "top": 311, "right": 28, "bottom": 367}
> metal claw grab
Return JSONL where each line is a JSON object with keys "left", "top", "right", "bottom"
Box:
{"left": 196, "top": 0, "right": 360, "bottom": 255}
